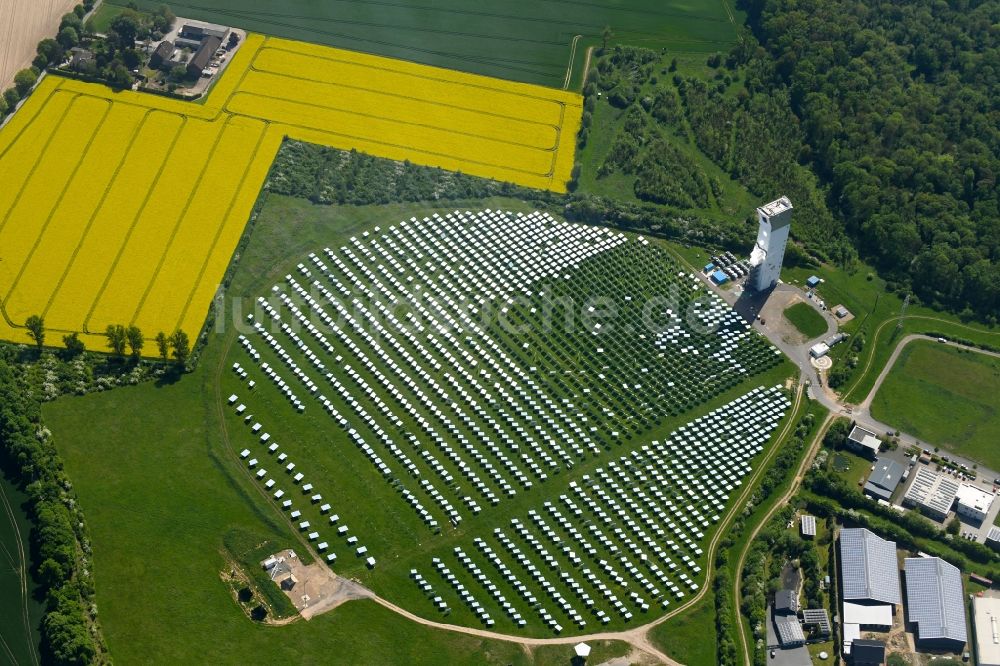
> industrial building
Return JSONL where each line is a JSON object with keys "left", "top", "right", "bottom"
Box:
{"left": 846, "top": 425, "right": 881, "bottom": 459}
{"left": 775, "top": 589, "right": 799, "bottom": 615}
{"left": 973, "top": 596, "right": 1000, "bottom": 666}
{"left": 840, "top": 528, "right": 902, "bottom": 605}
{"left": 748, "top": 196, "right": 792, "bottom": 292}
{"left": 955, "top": 483, "right": 995, "bottom": 523}
{"left": 774, "top": 616, "right": 806, "bottom": 648}
{"left": 863, "top": 459, "right": 904, "bottom": 502}
{"left": 850, "top": 640, "right": 886, "bottom": 666}
{"left": 903, "top": 467, "right": 960, "bottom": 520}
{"left": 809, "top": 342, "right": 829, "bottom": 359}
{"left": 801, "top": 608, "right": 831, "bottom": 635}
{"left": 904, "top": 557, "right": 968, "bottom": 652}
{"left": 987, "top": 526, "right": 1000, "bottom": 551}
{"left": 840, "top": 528, "right": 900, "bottom": 656}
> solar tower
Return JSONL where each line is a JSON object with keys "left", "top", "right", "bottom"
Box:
{"left": 748, "top": 196, "right": 793, "bottom": 292}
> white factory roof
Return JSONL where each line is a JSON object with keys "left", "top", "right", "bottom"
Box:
{"left": 843, "top": 623, "right": 861, "bottom": 654}
{"left": 973, "top": 596, "right": 1000, "bottom": 666}
{"left": 956, "top": 483, "right": 995, "bottom": 514}
{"left": 843, "top": 602, "right": 893, "bottom": 627}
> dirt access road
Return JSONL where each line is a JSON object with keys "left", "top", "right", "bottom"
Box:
{"left": 0, "top": 0, "right": 77, "bottom": 90}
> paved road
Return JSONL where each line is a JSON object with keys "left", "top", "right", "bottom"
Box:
{"left": 700, "top": 274, "right": 1000, "bottom": 486}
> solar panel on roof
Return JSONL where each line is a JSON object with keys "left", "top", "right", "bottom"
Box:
{"left": 839, "top": 528, "right": 901, "bottom": 605}
{"left": 904, "top": 557, "right": 967, "bottom": 645}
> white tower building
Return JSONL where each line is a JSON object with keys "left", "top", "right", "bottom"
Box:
{"left": 749, "top": 196, "right": 793, "bottom": 292}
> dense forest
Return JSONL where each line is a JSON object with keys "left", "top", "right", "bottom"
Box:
{"left": 740, "top": 0, "right": 1000, "bottom": 319}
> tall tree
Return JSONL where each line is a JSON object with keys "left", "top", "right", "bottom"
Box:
{"left": 25, "top": 315, "right": 45, "bottom": 348}
{"left": 13, "top": 69, "right": 37, "bottom": 97}
{"left": 169, "top": 330, "right": 190, "bottom": 366}
{"left": 155, "top": 331, "right": 169, "bottom": 361}
{"left": 104, "top": 324, "right": 127, "bottom": 356}
{"left": 62, "top": 332, "right": 85, "bottom": 357}
{"left": 125, "top": 325, "right": 143, "bottom": 359}
{"left": 601, "top": 25, "right": 614, "bottom": 51}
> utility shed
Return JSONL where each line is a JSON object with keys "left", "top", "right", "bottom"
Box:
{"left": 904, "top": 557, "right": 968, "bottom": 651}
{"left": 800, "top": 514, "right": 817, "bottom": 538}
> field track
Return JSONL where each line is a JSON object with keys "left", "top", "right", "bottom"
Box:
{"left": 0, "top": 0, "right": 77, "bottom": 89}
{"left": 0, "top": 34, "right": 581, "bottom": 352}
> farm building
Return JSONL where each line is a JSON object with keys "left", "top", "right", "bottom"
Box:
{"left": 972, "top": 596, "right": 1000, "bottom": 666}
{"left": 846, "top": 425, "right": 881, "bottom": 458}
{"left": 863, "top": 459, "right": 904, "bottom": 501}
{"left": 840, "top": 528, "right": 902, "bottom": 606}
{"left": 904, "top": 557, "right": 967, "bottom": 651}
{"left": 187, "top": 36, "right": 223, "bottom": 77}
{"left": 149, "top": 40, "right": 174, "bottom": 68}
{"left": 955, "top": 483, "right": 995, "bottom": 523}
{"left": 180, "top": 22, "right": 229, "bottom": 41}
{"left": 903, "top": 467, "right": 960, "bottom": 520}
{"left": 800, "top": 514, "right": 816, "bottom": 538}
{"left": 69, "top": 47, "right": 94, "bottom": 71}
{"left": 850, "top": 640, "right": 885, "bottom": 666}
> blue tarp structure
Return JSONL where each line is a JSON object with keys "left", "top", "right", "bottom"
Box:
{"left": 806, "top": 275, "right": 821, "bottom": 287}
{"left": 711, "top": 270, "right": 729, "bottom": 284}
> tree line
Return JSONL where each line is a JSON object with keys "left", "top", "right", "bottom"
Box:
{"left": 23, "top": 315, "right": 190, "bottom": 366}
{"left": 0, "top": 361, "right": 108, "bottom": 664}
{"left": 0, "top": 1, "right": 96, "bottom": 120}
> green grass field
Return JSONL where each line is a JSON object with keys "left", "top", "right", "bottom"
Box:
{"left": 0, "top": 474, "right": 43, "bottom": 666}
{"left": 44, "top": 192, "right": 794, "bottom": 660}
{"left": 870, "top": 341, "right": 1000, "bottom": 469}
{"left": 783, "top": 302, "right": 828, "bottom": 339}
{"left": 111, "top": 0, "right": 740, "bottom": 88}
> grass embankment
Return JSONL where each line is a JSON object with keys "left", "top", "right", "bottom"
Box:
{"left": 871, "top": 341, "right": 1000, "bottom": 469}
{"left": 783, "top": 301, "right": 827, "bottom": 339}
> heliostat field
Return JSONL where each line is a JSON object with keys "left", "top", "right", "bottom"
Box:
{"left": 0, "top": 34, "right": 581, "bottom": 349}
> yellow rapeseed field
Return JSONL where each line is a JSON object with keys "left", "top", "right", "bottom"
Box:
{"left": 0, "top": 34, "right": 582, "bottom": 352}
